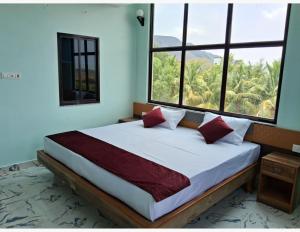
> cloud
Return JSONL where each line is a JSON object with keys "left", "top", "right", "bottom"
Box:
{"left": 262, "top": 6, "right": 286, "bottom": 20}
{"left": 171, "top": 26, "right": 207, "bottom": 42}
{"left": 187, "top": 27, "right": 206, "bottom": 38}
{"left": 174, "top": 27, "right": 183, "bottom": 39}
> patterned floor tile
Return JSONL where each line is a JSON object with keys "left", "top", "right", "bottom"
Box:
{"left": 0, "top": 165, "right": 299, "bottom": 228}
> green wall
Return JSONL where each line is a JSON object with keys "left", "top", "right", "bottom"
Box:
{"left": 277, "top": 4, "right": 300, "bottom": 131}
{"left": 135, "top": 4, "right": 300, "bottom": 131}
{"left": 1, "top": 4, "right": 300, "bottom": 167}
{"left": 0, "top": 4, "right": 138, "bottom": 167}
{"left": 134, "top": 4, "right": 150, "bottom": 103}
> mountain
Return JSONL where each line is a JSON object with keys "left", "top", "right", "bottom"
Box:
{"left": 153, "top": 35, "right": 221, "bottom": 63}
{"left": 154, "top": 35, "right": 182, "bottom": 47}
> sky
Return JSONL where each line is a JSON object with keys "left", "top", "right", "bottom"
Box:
{"left": 153, "top": 3, "right": 287, "bottom": 63}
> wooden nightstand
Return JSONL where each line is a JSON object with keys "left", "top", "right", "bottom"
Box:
{"left": 257, "top": 152, "right": 300, "bottom": 213}
{"left": 118, "top": 117, "right": 140, "bottom": 123}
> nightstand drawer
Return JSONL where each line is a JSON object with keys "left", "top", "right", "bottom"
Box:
{"left": 262, "top": 159, "right": 296, "bottom": 181}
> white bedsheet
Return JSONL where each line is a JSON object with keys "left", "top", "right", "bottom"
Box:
{"left": 44, "top": 120, "right": 260, "bottom": 221}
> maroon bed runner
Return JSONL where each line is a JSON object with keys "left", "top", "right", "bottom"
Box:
{"left": 47, "top": 131, "right": 191, "bottom": 202}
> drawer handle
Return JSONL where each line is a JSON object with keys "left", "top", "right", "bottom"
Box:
{"left": 272, "top": 166, "right": 282, "bottom": 174}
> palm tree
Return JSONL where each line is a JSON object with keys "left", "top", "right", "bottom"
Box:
{"left": 225, "top": 58, "right": 263, "bottom": 116}
{"left": 152, "top": 52, "right": 180, "bottom": 103}
{"left": 184, "top": 59, "right": 221, "bottom": 110}
{"left": 257, "top": 60, "right": 281, "bottom": 118}
{"left": 152, "top": 51, "right": 281, "bottom": 119}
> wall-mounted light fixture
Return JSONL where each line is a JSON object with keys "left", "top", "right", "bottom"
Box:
{"left": 136, "top": 9, "right": 144, "bottom": 26}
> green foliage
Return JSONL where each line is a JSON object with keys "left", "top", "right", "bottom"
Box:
{"left": 152, "top": 52, "right": 180, "bottom": 103}
{"left": 152, "top": 52, "right": 281, "bottom": 119}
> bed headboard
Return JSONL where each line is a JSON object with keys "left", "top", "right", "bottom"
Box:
{"left": 133, "top": 102, "right": 199, "bottom": 129}
{"left": 133, "top": 102, "right": 300, "bottom": 154}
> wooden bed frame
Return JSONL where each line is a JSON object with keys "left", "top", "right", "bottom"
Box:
{"left": 37, "top": 150, "right": 256, "bottom": 228}
{"left": 37, "top": 102, "right": 300, "bottom": 228}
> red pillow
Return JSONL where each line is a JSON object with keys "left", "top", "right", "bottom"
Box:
{"left": 198, "top": 116, "right": 233, "bottom": 144}
{"left": 142, "top": 108, "right": 166, "bottom": 128}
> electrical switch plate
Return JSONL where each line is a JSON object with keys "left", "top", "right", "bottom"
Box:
{"left": 0, "top": 72, "right": 21, "bottom": 80}
{"left": 292, "top": 144, "right": 300, "bottom": 153}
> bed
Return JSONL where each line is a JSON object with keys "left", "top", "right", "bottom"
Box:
{"left": 40, "top": 117, "right": 260, "bottom": 226}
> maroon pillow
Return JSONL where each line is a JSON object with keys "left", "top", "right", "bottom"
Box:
{"left": 142, "top": 108, "right": 166, "bottom": 128}
{"left": 198, "top": 116, "right": 234, "bottom": 144}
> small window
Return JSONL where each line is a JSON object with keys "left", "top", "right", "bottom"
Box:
{"left": 57, "top": 33, "right": 100, "bottom": 106}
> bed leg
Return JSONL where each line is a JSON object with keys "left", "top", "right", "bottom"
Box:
{"left": 243, "top": 178, "right": 255, "bottom": 193}
{"left": 52, "top": 175, "right": 66, "bottom": 186}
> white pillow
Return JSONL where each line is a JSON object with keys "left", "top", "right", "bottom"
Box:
{"left": 200, "top": 112, "right": 251, "bottom": 145}
{"left": 153, "top": 106, "right": 186, "bottom": 130}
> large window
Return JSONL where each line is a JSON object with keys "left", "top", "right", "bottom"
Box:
{"left": 58, "top": 33, "right": 100, "bottom": 106}
{"left": 149, "top": 4, "right": 290, "bottom": 122}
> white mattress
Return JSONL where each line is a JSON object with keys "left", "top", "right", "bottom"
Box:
{"left": 44, "top": 120, "right": 260, "bottom": 221}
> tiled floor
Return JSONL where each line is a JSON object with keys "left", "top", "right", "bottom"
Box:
{"left": 0, "top": 162, "right": 299, "bottom": 228}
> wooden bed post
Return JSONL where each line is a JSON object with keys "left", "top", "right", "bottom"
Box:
{"left": 242, "top": 164, "right": 258, "bottom": 193}
{"left": 243, "top": 178, "right": 255, "bottom": 193}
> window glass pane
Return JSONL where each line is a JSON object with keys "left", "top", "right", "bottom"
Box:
{"left": 85, "top": 55, "right": 97, "bottom": 99}
{"left": 74, "top": 56, "right": 80, "bottom": 90}
{"left": 183, "top": 49, "right": 224, "bottom": 110}
{"left": 151, "top": 51, "right": 181, "bottom": 104}
{"left": 87, "top": 40, "right": 96, "bottom": 53}
{"left": 231, "top": 4, "right": 287, "bottom": 42}
{"left": 187, "top": 4, "right": 227, "bottom": 45}
{"left": 61, "top": 38, "right": 72, "bottom": 61}
{"left": 225, "top": 47, "right": 283, "bottom": 119}
{"left": 61, "top": 38, "right": 76, "bottom": 101}
{"left": 80, "top": 55, "right": 86, "bottom": 93}
{"left": 153, "top": 4, "right": 184, "bottom": 48}
{"left": 73, "top": 39, "right": 79, "bottom": 53}
{"left": 79, "top": 39, "right": 85, "bottom": 53}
